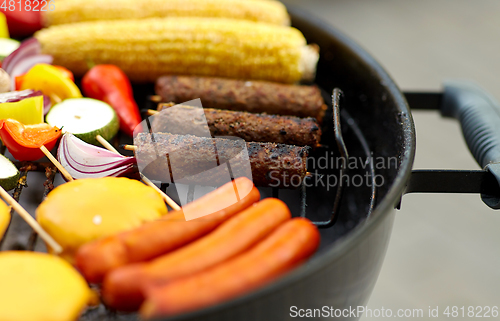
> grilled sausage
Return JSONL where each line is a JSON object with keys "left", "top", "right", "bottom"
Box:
{"left": 153, "top": 105, "right": 321, "bottom": 147}
{"left": 155, "top": 75, "right": 327, "bottom": 121}
{"left": 134, "top": 133, "right": 308, "bottom": 188}
{"left": 75, "top": 177, "right": 260, "bottom": 284}
{"left": 140, "top": 217, "right": 320, "bottom": 319}
{"left": 102, "top": 198, "right": 291, "bottom": 311}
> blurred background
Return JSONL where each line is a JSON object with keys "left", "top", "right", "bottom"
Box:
{"left": 281, "top": 0, "right": 500, "bottom": 320}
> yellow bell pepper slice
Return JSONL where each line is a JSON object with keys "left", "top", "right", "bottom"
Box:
{"left": 20, "top": 64, "right": 82, "bottom": 104}
{"left": 0, "top": 95, "right": 44, "bottom": 125}
{"left": 0, "top": 12, "right": 8, "bottom": 38}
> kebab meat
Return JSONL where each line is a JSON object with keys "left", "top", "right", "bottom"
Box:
{"left": 156, "top": 75, "right": 327, "bottom": 121}
{"left": 134, "top": 132, "right": 309, "bottom": 188}
{"left": 152, "top": 104, "right": 322, "bottom": 147}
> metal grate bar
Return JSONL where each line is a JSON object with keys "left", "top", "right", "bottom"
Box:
{"left": 309, "top": 88, "right": 348, "bottom": 228}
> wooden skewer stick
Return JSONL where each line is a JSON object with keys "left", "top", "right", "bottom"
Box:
{"left": 95, "top": 134, "right": 119, "bottom": 154}
{"left": 146, "top": 102, "right": 175, "bottom": 116}
{"left": 149, "top": 95, "right": 162, "bottom": 103}
{"left": 39, "top": 145, "right": 74, "bottom": 182}
{"left": 122, "top": 144, "right": 138, "bottom": 151}
{"left": 103, "top": 142, "right": 181, "bottom": 211}
{"left": 49, "top": 93, "right": 62, "bottom": 104}
{"left": 146, "top": 109, "right": 159, "bottom": 116}
{"left": 141, "top": 175, "right": 181, "bottom": 211}
{"left": 0, "top": 186, "right": 63, "bottom": 254}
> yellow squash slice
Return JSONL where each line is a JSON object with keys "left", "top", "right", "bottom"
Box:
{"left": 36, "top": 177, "right": 168, "bottom": 263}
{"left": 0, "top": 251, "right": 93, "bottom": 321}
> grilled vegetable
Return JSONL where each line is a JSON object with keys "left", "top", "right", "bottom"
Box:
{"left": 156, "top": 75, "right": 327, "bottom": 121}
{"left": 0, "top": 90, "right": 44, "bottom": 124}
{"left": 20, "top": 63, "right": 82, "bottom": 104}
{"left": 0, "top": 39, "right": 19, "bottom": 61}
{"left": 102, "top": 198, "right": 291, "bottom": 311}
{"left": 35, "top": 17, "right": 319, "bottom": 84}
{"left": 141, "top": 217, "right": 320, "bottom": 318}
{"left": 2, "top": 38, "right": 41, "bottom": 75}
{"left": 0, "top": 119, "right": 61, "bottom": 161}
{"left": 16, "top": 65, "right": 74, "bottom": 90}
{"left": 57, "top": 133, "right": 136, "bottom": 179}
{"left": 43, "top": 0, "right": 290, "bottom": 26}
{"left": 36, "top": 177, "right": 168, "bottom": 263}
{"left": 0, "top": 199, "right": 10, "bottom": 239}
{"left": 1, "top": 39, "right": 54, "bottom": 91}
{"left": 46, "top": 98, "right": 119, "bottom": 145}
{"left": 81, "top": 65, "right": 142, "bottom": 137}
{"left": 0, "top": 154, "right": 20, "bottom": 191}
{"left": 0, "top": 68, "right": 10, "bottom": 93}
{"left": 75, "top": 177, "right": 260, "bottom": 283}
{"left": 134, "top": 133, "right": 309, "bottom": 188}
{"left": 0, "top": 251, "right": 93, "bottom": 321}
{"left": 154, "top": 105, "right": 321, "bottom": 147}
{"left": 0, "top": 12, "right": 8, "bottom": 38}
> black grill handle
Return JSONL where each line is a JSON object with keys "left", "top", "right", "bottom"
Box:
{"left": 440, "top": 80, "right": 500, "bottom": 208}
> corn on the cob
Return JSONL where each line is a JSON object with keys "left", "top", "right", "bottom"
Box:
{"left": 35, "top": 17, "right": 319, "bottom": 84}
{"left": 43, "top": 0, "right": 290, "bottom": 26}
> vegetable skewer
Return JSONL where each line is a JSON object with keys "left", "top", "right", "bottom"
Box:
{"left": 0, "top": 185, "right": 62, "bottom": 254}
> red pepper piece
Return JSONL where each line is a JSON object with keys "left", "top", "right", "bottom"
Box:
{"left": 82, "top": 65, "right": 142, "bottom": 137}
{"left": 0, "top": 119, "right": 61, "bottom": 161}
{"left": 0, "top": 2, "right": 42, "bottom": 38}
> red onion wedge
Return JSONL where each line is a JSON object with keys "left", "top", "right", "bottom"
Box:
{"left": 43, "top": 95, "right": 52, "bottom": 115}
{"left": 0, "top": 89, "right": 43, "bottom": 103}
{"left": 58, "top": 133, "right": 136, "bottom": 180}
{"left": 2, "top": 38, "right": 54, "bottom": 90}
{"left": 9, "top": 54, "right": 53, "bottom": 90}
{"left": 2, "top": 38, "right": 41, "bottom": 75}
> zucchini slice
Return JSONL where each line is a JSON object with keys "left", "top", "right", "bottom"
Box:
{"left": 0, "top": 154, "right": 19, "bottom": 191}
{"left": 46, "top": 98, "right": 119, "bottom": 145}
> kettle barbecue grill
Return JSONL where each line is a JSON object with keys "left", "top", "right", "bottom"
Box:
{"left": 1, "top": 6, "right": 500, "bottom": 321}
